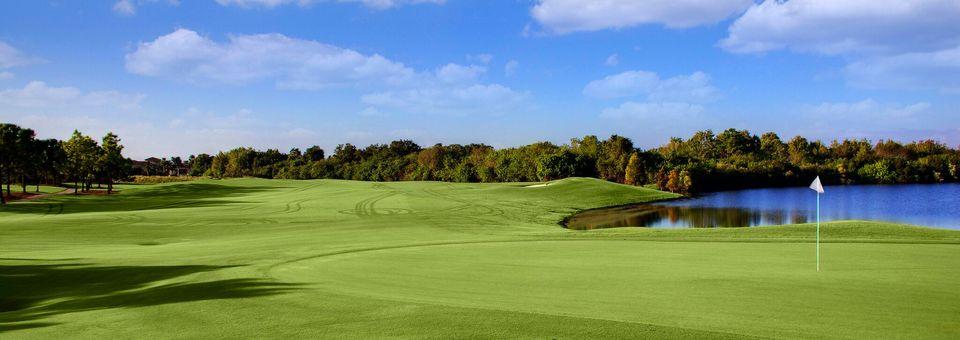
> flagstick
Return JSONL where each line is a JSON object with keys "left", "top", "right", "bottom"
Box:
{"left": 810, "top": 176, "right": 824, "bottom": 272}
{"left": 816, "top": 192, "right": 820, "bottom": 272}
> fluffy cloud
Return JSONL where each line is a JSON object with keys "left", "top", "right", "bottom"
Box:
{"left": 721, "top": 0, "right": 960, "bottom": 55}
{"left": 125, "top": 29, "right": 415, "bottom": 89}
{"left": 531, "top": 0, "right": 752, "bottom": 34}
{"left": 0, "top": 81, "right": 151, "bottom": 156}
{"left": 589, "top": 70, "right": 718, "bottom": 127}
{"left": 604, "top": 53, "right": 619, "bottom": 67}
{"left": 214, "top": 0, "right": 445, "bottom": 10}
{"left": 113, "top": 0, "right": 136, "bottom": 16}
{"left": 360, "top": 62, "right": 527, "bottom": 115}
{"left": 128, "top": 29, "right": 526, "bottom": 116}
{"left": 111, "top": 0, "right": 181, "bottom": 16}
{"left": 807, "top": 99, "right": 930, "bottom": 122}
{"left": 0, "top": 81, "right": 144, "bottom": 110}
{"left": 504, "top": 60, "right": 519, "bottom": 77}
{"left": 845, "top": 46, "right": 960, "bottom": 93}
{"left": 721, "top": 0, "right": 960, "bottom": 92}
{"left": 434, "top": 63, "right": 485, "bottom": 84}
{"left": 361, "top": 84, "right": 526, "bottom": 115}
{"left": 466, "top": 53, "right": 493, "bottom": 64}
{"left": 3, "top": 94, "right": 323, "bottom": 160}
{"left": 793, "top": 99, "right": 947, "bottom": 142}
{"left": 0, "top": 41, "right": 36, "bottom": 69}
{"left": 601, "top": 101, "right": 704, "bottom": 119}
{"left": 583, "top": 70, "right": 718, "bottom": 102}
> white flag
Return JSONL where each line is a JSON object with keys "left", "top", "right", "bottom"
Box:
{"left": 809, "top": 176, "right": 824, "bottom": 194}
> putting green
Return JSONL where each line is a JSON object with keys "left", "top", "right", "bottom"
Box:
{"left": 2, "top": 178, "right": 958, "bottom": 339}
{"left": 273, "top": 240, "right": 959, "bottom": 339}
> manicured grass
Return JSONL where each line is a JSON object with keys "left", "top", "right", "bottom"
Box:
{"left": 34, "top": 185, "right": 69, "bottom": 194}
{"left": 1, "top": 178, "right": 958, "bottom": 339}
{"left": 2, "top": 185, "right": 67, "bottom": 195}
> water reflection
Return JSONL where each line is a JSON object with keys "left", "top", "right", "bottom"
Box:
{"left": 564, "top": 183, "right": 960, "bottom": 230}
{"left": 565, "top": 205, "right": 812, "bottom": 230}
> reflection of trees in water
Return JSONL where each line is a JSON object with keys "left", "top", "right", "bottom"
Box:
{"left": 566, "top": 205, "right": 812, "bottom": 230}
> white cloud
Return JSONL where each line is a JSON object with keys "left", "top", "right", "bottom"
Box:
{"left": 0, "top": 81, "right": 145, "bottom": 110}
{"left": 128, "top": 29, "right": 527, "bottom": 117}
{"left": 794, "top": 99, "right": 944, "bottom": 141}
{"left": 531, "top": 0, "right": 752, "bottom": 34}
{"left": 721, "top": 0, "right": 960, "bottom": 55}
{"left": 215, "top": 0, "right": 445, "bottom": 10}
{"left": 591, "top": 70, "right": 719, "bottom": 127}
{"left": 215, "top": 0, "right": 303, "bottom": 7}
{"left": 0, "top": 41, "right": 37, "bottom": 69}
{"left": 807, "top": 99, "right": 930, "bottom": 121}
{"left": 286, "top": 127, "right": 318, "bottom": 138}
{"left": 434, "top": 63, "right": 485, "bottom": 84}
{"left": 125, "top": 28, "right": 416, "bottom": 89}
{"left": 504, "top": 60, "right": 519, "bottom": 77}
{"left": 467, "top": 53, "right": 493, "bottom": 64}
{"left": 113, "top": 0, "right": 136, "bottom": 16}
{"left": 604, "top": 53, "right": 619, "bottom": 66}
{"left": 357, "top": 106, "right": 387, "bottom": 117}
{"left": 361, "top": 84, "right": 526, "bottom": 115}
{"left": 585, "top": 70, "right": 658, "bottom": 99}
{"left": 720, "top": 0, "right": 960, "bottom": 92}
{"left": 601, "top": 101, "right": 704, "bottom": 119}
{"left": 0, "top": 72, "right": 13, "bottom": 80}
{"left": 845, "top": 46, "right": 960, "bottom": 93}
{"left": 94, "top": 107, "right": 326, "bottom": 158}
{"left": 0, "top": 81, "right": 152, "bottom": 157}
{"left": 583, "top": 70, "right": 718, "bottom": 102}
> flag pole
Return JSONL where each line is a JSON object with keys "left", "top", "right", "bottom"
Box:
{"left": 810, "top": 176, "right": 824, "bottom": 272}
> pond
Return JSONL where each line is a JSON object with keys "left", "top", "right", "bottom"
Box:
{"left": 565, "top": 183, "right": 960, "bottom": 230}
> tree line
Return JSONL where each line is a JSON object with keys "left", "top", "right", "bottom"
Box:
{"left": 0, "top": 123, "right": 127, "bottom": 204}
{"left": 179, "top": 128, "right": 958, "bottom": 194}
{"left": 4, "top": 122, "right": 959, "bottom": 202}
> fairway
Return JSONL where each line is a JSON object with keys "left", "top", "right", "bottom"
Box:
{"left": 2, "top": 178, "right": 959, "bottom": 339}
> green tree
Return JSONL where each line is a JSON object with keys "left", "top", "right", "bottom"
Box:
{"left": 759, "top": 132, "right": 787, "bottom": 161}
{"left": 189, "top": 154, "right": 213, "bottom": 176}
{"left": 858, "top": 160, "right": 897, "bottom": 184}
{"left": 100, "top": 132, "right": 125, "bottom": 194}
{"left": 304, "top": 146, "right": 325, "bottom": 162}
{"left": 0, "top": 123, "right": 23, "bottom": 203}
{"left": 569, "top": 135, "right": 600, "bottom": 177}
{"left": 597, "top": 135, "right": 633, "bottom": 183}
{"left": 787, "top": 136, "right": 813, "bottom": 165}
{"left": 686, "top": 130, "right": 718, "bottom": 160}
{"left": 63, "top": 130, "right": 99, "bottom": 194}
{"left": 37, "top": 139, "right": 66, "bottom": 190}
{"left": 716, "top": 128, "right": 760, "bottom": 158}
{"left": 17, "top": 128, "right": 39, "bottom": 193}
{"left": 208, "top": 152, "right": 228, "bottom": 178}
{"left": 536, "top": 150, "right": 577, "bottom": 181}
{"left": 624, "top": 152, "right": 643, "bottom": 186}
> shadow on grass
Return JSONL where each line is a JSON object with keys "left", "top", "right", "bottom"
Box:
{"left": 0, "top": 261, "right": 299, "bottom": 333}
{"left": 0, "top": 183, "right": 287, "bottom": 215}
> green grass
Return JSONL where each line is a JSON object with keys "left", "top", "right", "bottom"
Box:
{"left": 3, "top": 185, "right": 67, "bottom": 195}
{"left": 1, "top": 177, "right": 958, "bottom": 339}
{"left": 34, "top": 185, "right": 68, "bottom": 194}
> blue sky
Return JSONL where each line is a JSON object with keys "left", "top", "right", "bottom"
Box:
{"left": 1, "top": 0, "right": 958, "bottom": 159}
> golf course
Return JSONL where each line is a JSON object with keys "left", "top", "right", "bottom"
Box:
{"left": 2, "top": 178, "right": 959, "bottom": 339}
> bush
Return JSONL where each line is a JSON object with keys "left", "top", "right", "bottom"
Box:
{"left": 128, "top": 175, "right": 200, "bottom": 184}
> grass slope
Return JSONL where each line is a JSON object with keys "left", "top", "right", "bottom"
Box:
{"left": 1, "top": 178, "right": 958, "bottom": 339}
